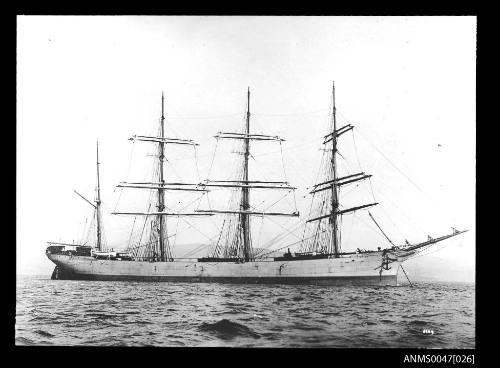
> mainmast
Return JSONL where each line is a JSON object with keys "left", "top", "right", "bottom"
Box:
{"left": 330, "top": 82, "right": 339, "bottom": 256}
{"left": 158, "top": 92, "right": 166, "bottom": 261}
{"left": 241, "top": 88, "right": 251, "bottom": 261}
{"left": 195, "top": 88, "right": 299, "bottom": 262}
{"left": 96, "top": 140, "right": 102, "bottom": 251}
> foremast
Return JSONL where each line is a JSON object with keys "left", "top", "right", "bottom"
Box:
{"left": 305, "top": 82, "right": 377, "bottom": 256}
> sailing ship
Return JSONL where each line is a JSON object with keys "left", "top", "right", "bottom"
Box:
{"left": 46, "top": 83, "right": 467, "bottom": 285}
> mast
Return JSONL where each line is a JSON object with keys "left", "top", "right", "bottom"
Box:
{"left": 158, "top": 92, "right": 166, "bottom": 261}
{"left": 241, "top": 87, "right": 251, "bottom": 261}
{"left": 96, "top": 140, "right": 102, "bottom": 251}
{"left": 197, "top": 88, "right": 299, "bottom": 261}
{"left": 305, "top": 82, "right": 377, "bottom": 255}
{"left": 330, "top": 82, "right": 339, "bottom": 256}
{"left": 112, "top": 92, "right": 213, "bottom": 261}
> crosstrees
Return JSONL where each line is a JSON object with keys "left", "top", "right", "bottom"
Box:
{"left": 195, "top": 209, "right": 299, "bottom": 217}
{"left": 201, "top": 183, "right": 296, "bottom": 190}
{"left": 199, "top": 88, "right": 299, "bottom": 262}
{"left": 112, "top": 93, "right": 212, "bottom": 262}
{"left": 214, "top": 132, "right": 285, "bottom": 142}
{"left": 117, "top": 183, "right": 208, "bottom": 192}
{"left": 122, "top": 181, "right": 205, "bottom": 186}
{"left": 207, "top": 180, "right": 289, "bottom": 184}
{"left": 313, "top": 172, "right": 366, "bottom": 188}
{"left": 309, "top": 174, "right": 373, "bottom": 194}
{"left": 323, "top": 124, "right": 354, "bottom": 143}
{"left": 304, "top": 82, "right": 377, "bottom": 255}
{"left": 306, "top": 203, "right": 379, "bottom": 223}
{"left": 73, "top": 190, "right": 97, "bottom": 209}
{"left": 112, "top": 211, "right": 214, "bottom": 216}
{"left": 129, "top": 135, "right": 198, "bottom": 146}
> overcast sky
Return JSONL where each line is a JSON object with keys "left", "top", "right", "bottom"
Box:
{"left": 17, "top": 16, "right": 476, "bottom": 281}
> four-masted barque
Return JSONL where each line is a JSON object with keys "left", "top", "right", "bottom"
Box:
{"left": 46, "top": 83, "right": 467, "bottom": 285}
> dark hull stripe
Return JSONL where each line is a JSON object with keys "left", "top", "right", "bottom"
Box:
{"left": 51, "top": 266, "right": 397, "bottom": 285}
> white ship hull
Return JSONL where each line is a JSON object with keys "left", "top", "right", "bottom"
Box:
{"left": 47, "top": 252, "right": 404, "bottom": 286}
{"left": 45, "top": 89, "right": 468, "bottom": 287}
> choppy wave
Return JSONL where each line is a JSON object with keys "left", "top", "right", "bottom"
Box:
{"left": 15, "top": 277, "right": 475, "bottom": 347}
{"left": 199, "top": 319, "right": 260, "bottom": 339}
{"left": 34, "top": 329, "right": 55, "bottom": 338}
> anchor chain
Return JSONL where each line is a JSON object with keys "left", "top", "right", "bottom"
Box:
{"left": 374, "top": 250, "right": 398, "bottom": 281}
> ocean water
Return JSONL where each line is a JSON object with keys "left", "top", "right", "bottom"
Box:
{"left": 15, "top": 276, "right": 475, "bottom": 348}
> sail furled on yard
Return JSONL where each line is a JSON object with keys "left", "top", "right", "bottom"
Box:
{"left": 197, "top": 88, "right": 299, "bottom": 262}
{"left": 300, "top": 82, "right": 377, "bottom": 256}
{"left": 112, "top": 93, "right": 212, "bottom": 262}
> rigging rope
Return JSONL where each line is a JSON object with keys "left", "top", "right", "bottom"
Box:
{"left": 248, "top": 203, "right": 304, "bottom": 242}
{"left": 171, "top": 217, "right": 181, "bottom": 256}
{"left": 370, "top": 180, "right": 427, "bottom": 235}
{"left": 193, "top": 145, "right": 202, "bottom": 183}
{"left": 280, "top": 141, "right": 299, "bottom": 212}
{"left": 262, "top": 191, "right": 295, "bottom": 213}
{"left": 258, "top": 219, "right": 304, "bottom": 252}
{"left": 355, "top": 127, "right": 429, "bottom": 199}
{"left": 127, "top": 216, "right": 137, "bottom": 249}
{"left": 333, "top": 112, "right": 435, "bottom": 236}
{"left": 256, "top": 229, "right": 329, "bottom": 259}
{"left": 134, "top": 203, "right": 151, "bottom": 253}
{"left": 351, "top": 129, "right": 363, "bottom": 172}
{"left": 251, "top": 139, "right": 317, "bottom": 158}
{"left": 167, "top": 112, "right": 243, "bottom": 120}
{"left": 79, "top": 217, "right": 88, "bottom": 245}
{"left": 206, "top": 139, "right": 219, "bottom": 180}
{"left": 251, "top": 108, "right": 329, "bottom": 117}
{"left": 377, "top": 204, "right": 406, "bottom": 241}
{"left": 407, "top": 237, "right": 463, "bottom": 260}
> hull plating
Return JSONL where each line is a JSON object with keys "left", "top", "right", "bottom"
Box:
{"left": 48, "top": 253, "right": 401, "bottom": 286}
